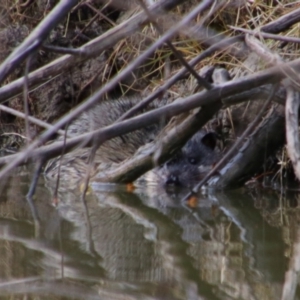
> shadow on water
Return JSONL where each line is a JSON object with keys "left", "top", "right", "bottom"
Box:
{"left": 0, "top": 172, "right": 299, "bottom": 299}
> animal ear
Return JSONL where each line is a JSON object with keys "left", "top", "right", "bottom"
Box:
{"left": 201, "top": 132, "right": 217, "bottom": 150}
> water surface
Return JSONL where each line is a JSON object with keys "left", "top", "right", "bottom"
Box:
{"left": 0, "top": 173, "right": 298, "bottom": 300}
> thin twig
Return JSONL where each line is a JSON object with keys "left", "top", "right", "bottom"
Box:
{"left": 27, "top": 159, "right": 43, "bottom": 201}
{"left": 23, "top": 56, "right": 31, "bottom": 144}
{"left": 231, "top": 26, "right": 300, "bottom": 44}
{"left": 85, "top": 2, "right": 116, "bottom": 26}
{"left": 41, "top": 45, "right": 84, "bottom": 56}
{"left": 137, "top": 0, "right": 213, "bottom": 90}
{"left": 0, "top": 105, "right": 66, "bottom": 136}
{"left": 1, "top": 132, "right": 27, "bottom": 140}
{"left": 26, "top": 159, "right": 43, "bottom": 237}
{"left": 53, "top": 128, "right": 69, "bottom": 199}
{"left": 70, "top": 11, "right": 100, "bottom": 44}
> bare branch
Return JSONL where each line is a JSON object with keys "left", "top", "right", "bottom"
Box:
{"left": 231, "top": 26, "right": 300, "bottom": 44}
{"left": 285, "top": 87, "right": 300, "bottom": 180}
{"left": 0, "top": 0, "right": 190, "bottom": 103}
{"left": 0, "top": 56, "right": 299, "bottom": 172}
{"left": 41, "top": 45, "right": 84, "bottom": 56}
{"left": 0, "top": 0, "right": 78, "bottom": 84}
{"left": 0, "top": 0, "right": 217, "bottom": 178}
{"left": 244, "top": 34, "right": 283, "bottom": 66}
{"left": 261, "top": 7, "right": 300, "bottom": 34}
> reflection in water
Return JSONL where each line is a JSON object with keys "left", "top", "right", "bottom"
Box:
{"left": 0, "top": 173, "right": 299, "bottom": 299}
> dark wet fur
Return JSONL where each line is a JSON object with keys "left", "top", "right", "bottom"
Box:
{"left": 157, "top": 131, "right": 218, "bottom": 188}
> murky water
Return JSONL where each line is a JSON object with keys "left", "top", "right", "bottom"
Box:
{"left": 0, "top": 172, "right": 299, "bottom": 300}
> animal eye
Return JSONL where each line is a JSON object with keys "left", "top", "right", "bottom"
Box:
{"left": 188, "top": 157, "right": 197, "bottom": 165}
{"left": 167, "top": 153, "right": 181, "bottom": 165}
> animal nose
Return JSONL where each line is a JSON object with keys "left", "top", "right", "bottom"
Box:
{"left": 165, "top": 174, "right": 180, "bottom": 186}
